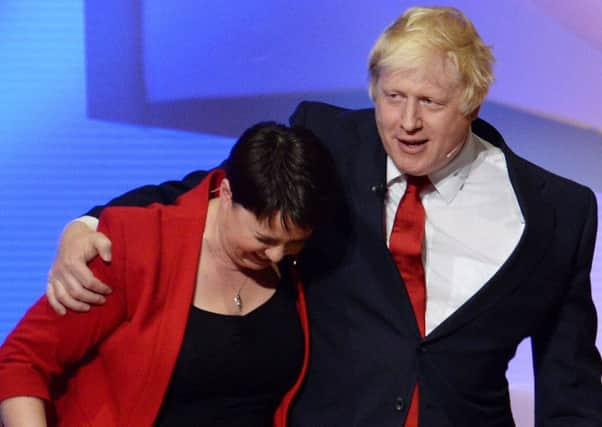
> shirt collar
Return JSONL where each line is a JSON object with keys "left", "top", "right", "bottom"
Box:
{"left": 386, "top": 131, "right": 478, "bottom": 204}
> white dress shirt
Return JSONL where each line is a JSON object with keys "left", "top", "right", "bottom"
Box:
{"left": 385, "top": 133, "right": 525, "bottom": 335}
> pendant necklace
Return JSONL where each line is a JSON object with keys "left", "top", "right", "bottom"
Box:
{"left": 233, "top": 288, "right": 244, "bottom": 312}
{"left": 230, "top": 266, "right": 250, "bottom": 314}
{"left": 233, "top": 276, "right": 250, "bottom": 313}
{"left": 201, "top": 233, "right": 250, "bottom": 314}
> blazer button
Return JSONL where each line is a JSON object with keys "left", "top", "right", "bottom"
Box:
{"left": 395, "top": 396, "right": 405, "bottom": 411}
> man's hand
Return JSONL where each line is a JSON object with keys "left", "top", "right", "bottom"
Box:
{"left": 46, "top": 220, "right": 113, "bottom": 315}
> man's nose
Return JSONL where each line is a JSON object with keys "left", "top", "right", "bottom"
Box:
{"left": 400, "top": 100, "right": 422, "bottom": 132}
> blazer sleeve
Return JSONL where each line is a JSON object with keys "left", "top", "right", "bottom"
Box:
{"left": 531, "top": 189, "right": 602, "bottom": 426}
{"left": 85, "top": 169, "right": 208, "bottom": 218}
{"left": 0, "top": 210, "right": 129, "bottom": 402}
{"left": 289, "top": 101, "right": 345, "bottom": 142}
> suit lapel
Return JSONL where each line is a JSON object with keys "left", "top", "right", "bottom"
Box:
{"left": 426, "top": 137, "right": 557, "bottom": 341}
{"left": 347, "top": 111, "right": 387, "bottom": 236}
{"left": 345, "top": 111, "right": 424, "bottom": 337}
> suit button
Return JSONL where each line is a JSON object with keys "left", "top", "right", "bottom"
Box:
{"left": 395, "top": 396, "right": 405, "bottom": 411}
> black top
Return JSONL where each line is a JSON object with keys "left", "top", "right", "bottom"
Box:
{"left": 154, "top": 277, "right": 304, "bottom": 427}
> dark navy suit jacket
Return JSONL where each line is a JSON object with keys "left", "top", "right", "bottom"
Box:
{"left": 286, "top": 101, "right": 602, "bottom": 427}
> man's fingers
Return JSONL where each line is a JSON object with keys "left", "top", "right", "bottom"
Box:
{"left": 92, "top": 232, "right": 112, "bottom": 262}
{"left": 49, "top": 279, "right": 91, "bottom": 312}
{"left": 60, "top": 273, "right": 107, "bottom": 305}
{"left": 83, "top": 277, "right": 112, "bottom": 296}
{"left": 46, "top": 283, "right": 66, "bottom": 316}
{"left": 68, "top": 260, "right": 112, "bottom": 296}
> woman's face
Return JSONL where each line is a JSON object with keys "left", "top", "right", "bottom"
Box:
{"left": 218, "top": 179, "right": 313, "bottom": 270}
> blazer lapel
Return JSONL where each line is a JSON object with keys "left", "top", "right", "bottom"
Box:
{"left": 146, "top": 171, "right": 219, "bottom": 389}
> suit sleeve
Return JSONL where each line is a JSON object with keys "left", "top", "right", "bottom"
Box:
{"left": 289, "top": 101, "right": 309, "bottom": 127}
{"left": 0, "top": 210, "right": 128, "bottom": 402}
{"left": 531, "top": 189, "right": 602, "bottom": 426}
{"left": 85, "top": 169, "right": 208, "bottom": 218}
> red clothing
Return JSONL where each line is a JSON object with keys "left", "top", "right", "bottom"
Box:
{"left": 0, "top": 169, "right": 310, "bottom": 426}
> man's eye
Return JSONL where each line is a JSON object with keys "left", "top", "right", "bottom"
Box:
{"left": 385, "top": 93, "right": 404, "bottom": 103}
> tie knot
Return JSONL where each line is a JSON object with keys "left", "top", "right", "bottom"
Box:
{"left": 406, "top": 175, "right": 430, "bottom": 192}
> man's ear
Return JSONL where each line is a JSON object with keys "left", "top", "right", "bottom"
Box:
{"left": 468, "top": 105, "right": 481, "bottom": 121}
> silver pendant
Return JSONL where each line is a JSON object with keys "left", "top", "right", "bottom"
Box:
{"left": 234, "top": 293, "right": 243, "bottom": 312}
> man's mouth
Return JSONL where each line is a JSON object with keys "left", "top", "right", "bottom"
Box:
{"left": 397, "top": 138, "right": 428, "bottom": 153}
{"left": 399, "top": 138, "right": 428, "bottom": 146}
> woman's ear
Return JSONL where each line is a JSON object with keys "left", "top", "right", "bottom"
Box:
{"left": 219, "top": 178, "right": 233, "bottom": 205}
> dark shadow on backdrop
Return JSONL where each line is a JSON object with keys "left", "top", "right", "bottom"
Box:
{"left": 83, "top": 1, "right": 371, "bottom": 137}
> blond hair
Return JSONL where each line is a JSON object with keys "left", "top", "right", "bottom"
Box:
{"left": 368, "top": 6, "right": 494, "bottom": 114}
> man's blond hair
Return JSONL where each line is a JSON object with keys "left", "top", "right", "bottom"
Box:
{"left": 368, "top": 6, "right": 494, "bottom": 114}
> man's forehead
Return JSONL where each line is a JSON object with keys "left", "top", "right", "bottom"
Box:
{"left": 383, "top": 51, "right": 461, "bottom": 86}
{"left": 382, "top": 67, "right": 461, "bottom": 97}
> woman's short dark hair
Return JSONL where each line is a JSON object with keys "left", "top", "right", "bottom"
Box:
{"left": 225, "top": 121, "right": 336, "bottom": 231}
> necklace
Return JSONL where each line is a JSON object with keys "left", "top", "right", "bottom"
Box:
{"left": 202, "top": 232, "right": 251, "bottom": 314}
{"left": 233, "top": 289, "right": 244, "bottom": 312}
{"left": 233, "top": 278, "right": 249, "bottom": 313}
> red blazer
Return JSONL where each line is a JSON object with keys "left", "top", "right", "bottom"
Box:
{"left": 0, "top": 169, "right": 310, "bottom": 426}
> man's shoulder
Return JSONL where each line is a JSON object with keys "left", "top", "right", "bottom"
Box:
{"left": 506, "top": 148, "right": 596, "bottom": 208}
{"left": 290, "top": 101, "right": 373, "bottom": 128}
{"left": 289, "top": 101, "right": 375, "bottom": 157}
{"left": 473, "top": 118, "right": 594, "bottom": 202}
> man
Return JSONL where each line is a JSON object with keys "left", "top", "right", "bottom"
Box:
{"left": 47, "top": 6, "right": 602, "bottom": 426}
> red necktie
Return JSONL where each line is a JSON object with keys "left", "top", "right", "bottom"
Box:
{"left": 389, "top": 175, "right": 430, "bottom": 427}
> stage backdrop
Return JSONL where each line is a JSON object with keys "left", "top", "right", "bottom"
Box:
{"left": 0, "top": 2, "right": 600, "bottom": 425}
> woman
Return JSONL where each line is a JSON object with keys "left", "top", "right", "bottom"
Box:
{"left": 0, "top": 122, "right": 336, "bottom": 426}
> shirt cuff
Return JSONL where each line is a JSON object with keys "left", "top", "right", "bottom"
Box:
{"left": 73, "top": 215, "right": 99, "bottom": 231}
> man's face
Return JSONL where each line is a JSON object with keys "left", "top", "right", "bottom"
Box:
{"left": 373, "top": 54, "right": 475, "bottom": 176}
